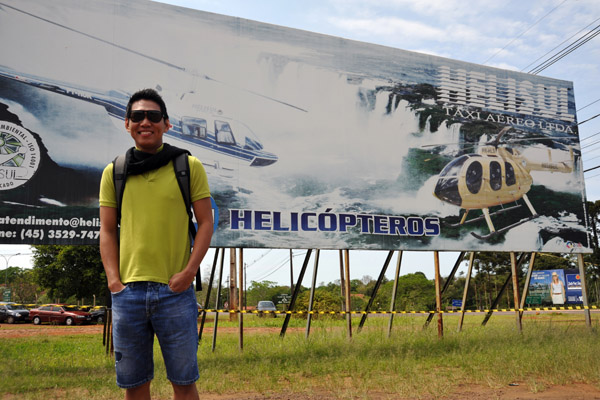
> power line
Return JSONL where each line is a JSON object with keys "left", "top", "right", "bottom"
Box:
{"left": 584, "top": 165, "right": 600, "bottom": 173}
{"left": 582, "top": 143, "right": 600, "bottom": 154}
{"left": 581, "top": 131, "right": 600, "bottom": 142}
{"left": 521, "top": 15, "right": 600, "bottom": 72}
{"left": 251, "top": 254, "right": 290, "bottom": 281}
{"left": 584, "top": 154, "right": 600, "bottom": 162}
{"left": 581, "top": 139, "right": 600, "bottom": 150}
{"left": 253, "top": 260, "right": 288, "bottom": 281}
{"left": 245, "top": 249, "right": 273, "bottom": 269}
{"left": 483, "top": 0, "right": 568, "bottom": 65}
{"left": 579, "top": 113, "right": 600, "bottom": 126}
{"left": 578, "top": 98, "right": 600, "bottom": 112}
{"left": 529, "top": 25, "right": 600, "bottom": 74}
{"left": 250, "top": 251, "right": 307, "bottom": 282}
{"left": 528, "top": 24, "right": 600, "bottom": 74}
{"left": 586, "top": 171, "right": 600, "bottom": 180}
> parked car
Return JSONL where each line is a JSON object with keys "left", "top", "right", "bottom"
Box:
{"left": 89, "top": 306, "right": 106, "bottom": 324}
{"left": 0, "top": 303, "right": 30, "bottom": 323}
{"left": 29, "top": 304, "right": 92, "bottom": 326}
{"left": 257, "top": 300, "right": 278, "bottom": 317}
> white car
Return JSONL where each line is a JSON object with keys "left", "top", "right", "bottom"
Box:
{"left": 257, "top": 301, "right": 278, "bottom": 317}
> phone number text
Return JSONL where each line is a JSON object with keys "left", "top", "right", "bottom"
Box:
{"left": 19, "top": 229, "right": 100, "bottom": 241}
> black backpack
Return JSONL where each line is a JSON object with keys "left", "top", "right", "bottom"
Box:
{"left": 112, "top": 153, "right": 201, "bottom": 291}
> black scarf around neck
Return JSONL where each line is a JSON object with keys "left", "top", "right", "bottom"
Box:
{"left": 125, "top": 143, "right": 189, "bottom": 176}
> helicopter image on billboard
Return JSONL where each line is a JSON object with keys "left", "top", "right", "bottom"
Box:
{"left": 0, "top": 65, "right": 279, "bottom": 175}
{"left": 431, "top": 127, "right": 576, "bottom": 240}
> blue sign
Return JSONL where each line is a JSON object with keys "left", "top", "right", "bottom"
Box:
{"left": 565, "top": 272, "right": 583, "bottom": 304}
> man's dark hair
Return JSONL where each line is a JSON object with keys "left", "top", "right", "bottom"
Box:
{"left": 125, "top": 88, "right": 169, "bottom": 120}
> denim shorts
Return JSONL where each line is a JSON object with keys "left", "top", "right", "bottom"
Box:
{"left": 111, "top": 281, "right": 199, "bottom": 389}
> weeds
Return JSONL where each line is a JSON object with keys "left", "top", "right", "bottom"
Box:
{"left": 0, "top": 313, "right": 598, "bottom": 399}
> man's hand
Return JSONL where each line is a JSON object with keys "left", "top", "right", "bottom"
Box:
{"left": 108, "top": 280, "right": 126, "bottom": 294}
{"left": 168, "top": 269, "right": 195, "bottom": 292}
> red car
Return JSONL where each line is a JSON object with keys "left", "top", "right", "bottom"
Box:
{"left": 29, "top": 304, "right": 93, "bottom": 326}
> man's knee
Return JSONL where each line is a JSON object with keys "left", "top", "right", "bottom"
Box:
{"left": 125, "top": 381, "right": 151, "bottom": 400}
{"left": 172, "top": 382, "right": 199, "bottom": 400}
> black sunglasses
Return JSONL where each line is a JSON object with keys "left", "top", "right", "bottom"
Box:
{"left": 129, "top": 110, "right": 164, "bottom": 123}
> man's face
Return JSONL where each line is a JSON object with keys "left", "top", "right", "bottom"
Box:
{"left": 125, "top": 99, "right": 170, "bottom": 153}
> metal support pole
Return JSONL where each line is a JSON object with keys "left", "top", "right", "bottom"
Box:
{"left": 425, "top": 251, "right": 466, "bottom": 328}
{"left": 199, "top": 248, "right": 220, "bottom": 341}
{"left": 434, "top": 251, "right": 443, "bottom": 338}
{"left": 510, "top": 252, "right": 522, "bottom": 333}
{"left": 458, "top": 252, "right": 475, "bottom": 332}
{"left": 482, "top": 253, "right": 527, "bottom": 326}
{"left": 212, "top": 248, "right": 226, "bottom": 352}
{"left": 238, "top": 248, "right": 244, "bottom": 351}
{"left": 290, "top": 249, "right": 295, "bottom": 295}
{"left": 105, "top": 308, "right": 114, "bottom": 356}
{"left": 358, "top": 250, "right": 394, "bottom": 332}
{"left": 280, "top": 250, "right": 313, "bottom": 338}
{"left": 519, "top": 253, "right": 536, "bottom": 321}
{"left": 344, "top": 249, "right": 352, "bottom": 338}
{"left": 387, "top": 251, "right": 403, "bottom": 338}
{"left": 103, "top": 286, "right": 111, "bottom": 349}
{"left": 305, "top": 249, "right": 320, "bottom": 338}
{"left": 339, "top": 250, "right": 346, "bottom": 312}
{"left": 229, "top": 248, "right": 237, "bottom": 322}
{"left": 577, "top": 253, "right": 592, "bottom": 328}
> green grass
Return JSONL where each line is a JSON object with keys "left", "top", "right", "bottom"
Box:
{"left": 1, "top": 313, "right": 599, "bottom": 399}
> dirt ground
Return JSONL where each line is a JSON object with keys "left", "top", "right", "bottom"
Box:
{"left": 2, "top": 324, "right": 599, "bottom": 399}
{"left": 0, "top": 322, "right": 279, "bottom": 339}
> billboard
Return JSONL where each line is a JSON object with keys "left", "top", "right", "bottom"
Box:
{"left": 0, "top": 0, "right": 592, "bottom": 252}
{"left": 526, "top": 269, "right": 583, "bottom": 306}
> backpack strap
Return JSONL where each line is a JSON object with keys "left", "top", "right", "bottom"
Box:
{"left": 173, "top": 153, "right": 202, "bottom": 291}
{"left": 112, "top": 154, "right": 128, "bottom": 225}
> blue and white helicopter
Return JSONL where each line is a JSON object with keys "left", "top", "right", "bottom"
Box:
{"left": 0, "top": 65, "right": 279, "bottom": 176}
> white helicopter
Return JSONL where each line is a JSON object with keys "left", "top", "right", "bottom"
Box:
{"left": 0, "top": 65, "right": 283, "bottom": 176}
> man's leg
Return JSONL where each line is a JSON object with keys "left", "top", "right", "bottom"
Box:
{"left": 112, "top": 283, "right": 155, "bottom": 391}
{"left": 172, "top": 383, "right": 199, "bottom": 400}
{"left": 153, "top": 284, "right": 200, "bottom": 395}
{"left": 125, "top": 381, "right": 151, "bottom": 400}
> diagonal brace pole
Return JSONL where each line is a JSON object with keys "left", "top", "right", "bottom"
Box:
{"left": 280, "top": 249, "right": 313, "bottom": 338}
{"left": 358, "top": 250, "right": 394, "bottom": 332}
{"left": 424, "top": 251, "right": 466, "bottom": 328}
{"left": 482, "top": 252, "right": 527, "bottom": 326}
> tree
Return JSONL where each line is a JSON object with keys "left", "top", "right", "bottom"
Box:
{"left": 584, "top": 200, "right": 600, "bottom": 303}
{"left": 380, "top": 272, "right": 435, "bottom": 312}
{"left": 32, "top": 245, "right": 106, "bottom": 304}
{"left": 296, "top": 288, "right": 342, "bottom": 317}
{"left": 244, "top": 280, "right": 295, "bottom": 309}
{"left": 0, "top": 267, "right": 42, "bottom": 303}
{"left": 533, "top": 254, "right": 573, "bottom": 270}
{"left": 11, "top": 269, "right": 41, "bottom": 303}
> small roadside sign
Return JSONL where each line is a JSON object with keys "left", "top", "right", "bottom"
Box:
{"left": 451, "top": 299, "right": 462, "bottom": 307}
{"left": 3, "top": 288, "right": 12, "bottom": 302}
{"left": 277, "top": 294, "right": 291, "bottom": 304}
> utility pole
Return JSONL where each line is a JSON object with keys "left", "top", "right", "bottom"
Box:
{"left": 229, "top": 248, "right": 237, "bottom": 321}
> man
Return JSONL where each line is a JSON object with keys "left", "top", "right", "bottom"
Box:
{"left": 99, "top": 88, "right": 213, "bottom": 400}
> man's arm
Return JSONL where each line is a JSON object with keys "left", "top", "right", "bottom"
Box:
{"left": 99, "top": 206, "right": 125, "bottom": 293}
{"left": 168, "top": 197, "right": 213, "bottom": 292}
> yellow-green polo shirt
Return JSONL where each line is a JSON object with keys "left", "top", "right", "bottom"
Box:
{"left": 99, "top": 153, "right": 210, "bottom": 284}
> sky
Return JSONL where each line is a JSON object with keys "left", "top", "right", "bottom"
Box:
{"left": 2, "top": 0, "right": 599, "bottom": 287}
